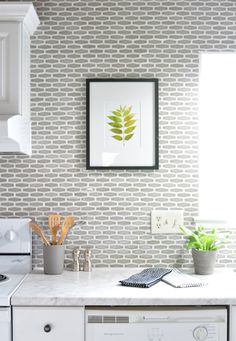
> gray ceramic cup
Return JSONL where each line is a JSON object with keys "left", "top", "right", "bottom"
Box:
{"left": 43, "top": 244, "right": 65, "bottom": 275}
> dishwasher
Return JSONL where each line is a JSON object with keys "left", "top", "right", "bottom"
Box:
{"left": 85, "top": 307, "right": 227, "bottom": 341}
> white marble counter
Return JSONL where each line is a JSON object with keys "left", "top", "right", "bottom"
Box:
{"left": 11, "top": 268, "right": 236, "bottom": 306}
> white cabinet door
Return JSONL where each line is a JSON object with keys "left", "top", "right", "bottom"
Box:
{"left": 0, "top": 308, "right": 11, "bottom": 341}
{"left": 13, "top": 306, "right": 84, "bottom": 341}
{"left": 0, "top": 22, "right": 21, "bottom": 115}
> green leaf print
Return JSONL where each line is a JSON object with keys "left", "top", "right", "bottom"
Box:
{"left": 107, "top": 105, "right": 137, "bottom": 145}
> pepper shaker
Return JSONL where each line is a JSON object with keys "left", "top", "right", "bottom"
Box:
{"left": 83, "top": 249, "right": 92, "bottom": 272}
{"left": 72, "top": 248, "right": 80, "bottom": 272}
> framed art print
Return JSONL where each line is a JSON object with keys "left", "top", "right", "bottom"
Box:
{"left": 86, "top": 79, "right": 159, "bottom": 169}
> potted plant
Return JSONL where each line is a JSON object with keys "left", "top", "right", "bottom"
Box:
{"left": 179, "top": 225, "right": 228, "bottom": 275}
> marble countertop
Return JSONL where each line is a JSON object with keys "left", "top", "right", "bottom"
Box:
{"left": 11, "top": 268, "right": 236, "bottom": 306}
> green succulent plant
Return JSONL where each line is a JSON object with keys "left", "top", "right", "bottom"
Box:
{"left": 179, "top": 225, "right": 228, "bottom": 251}
{"left": 107, "top": 105, "right": 137, "bottom": 145}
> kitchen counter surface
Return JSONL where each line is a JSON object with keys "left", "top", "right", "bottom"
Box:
{"left": 11, "top": 268, "right": 236, "bottom": 306}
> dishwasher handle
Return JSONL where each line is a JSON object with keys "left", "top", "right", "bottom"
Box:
{"left": 141, "top": 316, "right": 170, "bottom": 322}
{"left": 138, "top": 315, "right": 222, "bottom": 323}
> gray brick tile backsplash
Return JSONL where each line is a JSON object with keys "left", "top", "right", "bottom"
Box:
{"left": 1, "top": 0, "right": 236, "bottom": 269}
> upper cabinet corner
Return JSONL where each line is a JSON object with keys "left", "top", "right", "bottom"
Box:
{"left": 0, "top": 3, "right": 40, "bottom": 35}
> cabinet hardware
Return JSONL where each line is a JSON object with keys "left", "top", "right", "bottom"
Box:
{"left": 44, "top": 324, "right": 51, "bottom": 333}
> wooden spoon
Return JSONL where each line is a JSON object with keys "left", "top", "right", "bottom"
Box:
{"left": 57, "top": 216, "right": 75, "bottom": 245}
{"left": 48, "top": 214, "right": 61, "bottom": 245}
{"left": 30, "top": 222, "right": 50, "bottom": 246}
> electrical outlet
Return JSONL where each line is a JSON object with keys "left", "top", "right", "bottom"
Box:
{"left": 151, "top": 210, "right": 184, "bottom": 234}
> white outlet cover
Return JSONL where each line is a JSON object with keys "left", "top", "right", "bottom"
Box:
{"left": 151, "top": 210, "right": 184, "bottom": 234}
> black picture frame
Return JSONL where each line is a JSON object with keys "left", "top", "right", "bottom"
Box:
{"left": 86, "top": 79, "right": 159, "bottom": 170}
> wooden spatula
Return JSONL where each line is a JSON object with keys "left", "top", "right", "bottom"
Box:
{"left": 30, "top": 222, "right": 50, "bottom": 246}
{"left": 48, "top": 214, "right": 61, "bottom": 245}
{"left": 57, "top": 216, "right": 75, "bottom": 245}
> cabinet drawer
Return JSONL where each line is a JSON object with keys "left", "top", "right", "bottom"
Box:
{"left": 13, "top": 306, "right": 84, "bottom": 341}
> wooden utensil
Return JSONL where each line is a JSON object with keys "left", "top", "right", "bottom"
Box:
{"left": 48, "top": 214, "right": 61, "bottom": 245}
{"left": 30, "top": 222, "right": 50, "bottom": 246}
{"left": 52, "top": 224, "right": 61, "bottom": 245}
{"left": 57, "top": 216, "right": 75, "bottom": 245}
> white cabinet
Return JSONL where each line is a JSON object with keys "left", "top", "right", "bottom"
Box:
{"left": 0, "top": 4, "right": 39, "bottom": 117}
{"left": 0, "top": 308, "right": 11, "bottom": 341}
{"left": 0, "top": 3, "right": 39, "bottom": 154}
{"left": 0, "top": 22, "right": 21, "bottom": 116}
{"left": 13, "top": 306, "right": 84, "bottom": 341}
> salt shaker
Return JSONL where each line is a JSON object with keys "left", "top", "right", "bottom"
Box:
{"left": 72, "top": 248, "right": 80, "bottom": 272}
{"left": 83, "top": 249, "right": 92, "bottom": 272}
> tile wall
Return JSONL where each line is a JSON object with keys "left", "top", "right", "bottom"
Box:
{"left": 1, "top": 0, "right": 236, "bottom": 268}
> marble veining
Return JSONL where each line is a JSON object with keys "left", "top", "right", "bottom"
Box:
{"left": 11, "top": 268, "right": 236, "bottom": 306}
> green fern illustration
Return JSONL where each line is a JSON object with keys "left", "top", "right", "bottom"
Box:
{"left": 107, "top": 105, "right": 137, "bottom": 145}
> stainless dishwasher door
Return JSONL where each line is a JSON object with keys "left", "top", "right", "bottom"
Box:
{"left": 85, "top": 307, "right": 227, "bottom": 341}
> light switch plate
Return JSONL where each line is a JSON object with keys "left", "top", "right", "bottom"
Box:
{"left": 151, "top": 210, "right": 184, "bottom": 234}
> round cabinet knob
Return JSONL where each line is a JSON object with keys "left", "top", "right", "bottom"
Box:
{"left": 193, "top": 326, "right": 208, "bottom": 341}
{"left": 4, "top": 230, "right": 17, "bottom": 242}
{"left": 44, "top": 324, "right": 52, "bottom": 333}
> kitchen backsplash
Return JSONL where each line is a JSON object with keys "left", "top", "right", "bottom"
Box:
{"left": 1, "top": 0, "right": 236, "bottom": 269}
